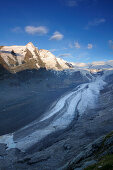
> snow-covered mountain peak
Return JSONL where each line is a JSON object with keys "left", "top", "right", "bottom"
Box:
{"left": 0, "top": 43, "right": 72, "bottom": 73}
{"left": 26, "top": 42, "right": 36, "bottom": 50}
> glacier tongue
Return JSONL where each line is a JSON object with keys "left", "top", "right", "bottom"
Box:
{"left": 77, "top": 78, "right": 106, "bottom": 115}
{"left": 0, "top": 77, "right": 106, "bottom": 151}
{"left": 0, "top": 134, "right": 15, "bottom": 149}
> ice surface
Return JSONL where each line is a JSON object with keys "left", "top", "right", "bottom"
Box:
{"left": 0, "top": 134, "right": 15, "bottom": 149}
{"left": 0, "top": 77, "right": 106, "bottom": 151}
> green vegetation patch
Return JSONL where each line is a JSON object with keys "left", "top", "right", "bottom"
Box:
{"left": 104, "top": 131, "right": 113, "bottom": 141}
{"left": 85, "top": 154, "right": 113, "bottom": 170}
{"left": 94, "top": 131, "right": 113, "bottom": 157}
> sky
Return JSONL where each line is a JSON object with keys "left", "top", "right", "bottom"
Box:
{"left": 0, "top": 0, "right": 113, "bottom": 63}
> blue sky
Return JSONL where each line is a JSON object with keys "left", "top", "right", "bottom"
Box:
{"left": 0, "top": 0, "right": 113, "bottom": 63}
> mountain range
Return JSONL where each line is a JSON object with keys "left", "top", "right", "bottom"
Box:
{"left": 0, "top": 42, "right": 72, "bottom": 73}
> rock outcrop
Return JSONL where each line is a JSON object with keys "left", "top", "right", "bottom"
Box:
{"left": 65, "top": 131, "right": 113, "bottom": 170}
{"left": 0, "top": 42, "right": 71, "bottom": 73}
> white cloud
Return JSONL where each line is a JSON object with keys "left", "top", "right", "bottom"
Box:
{"left": 25, "top": 26, "right": 48, "bottom": 35}
{"left": 74, "top": 41, "right": 80, "bottom": 49}
{"left": 88, "top": 43, "right": 93, "bottom": 49}
{"left": 70, "top": 41, "right": 93, "bottom": 50}
{"left": 49, "top": 49, "right": 58, "bottom": 52}
{"left": 76, "top": 52, "right": 90, "bottom": 61}
{"left": 50, "top": 31, "right": 64, "bottom": 40}
{"left": 69, "top": 43, "right": 74, "bottom": 48}
{"left": 58, "top": 53, "right": 72, "bottom": 57}
{"left": 109, "top": 40, "right": 113, "bottom": 49}
{"left": 85, "top": 18, "right": 106, "bottom": 29}
{"left": 65, "top": 0, "right": 86, "bottom": 7}
{"left": 12, "top": 27, "right": 22, "bottom": 33}
{"left": 65, "top": 0, "right": 98, "bottom": 7}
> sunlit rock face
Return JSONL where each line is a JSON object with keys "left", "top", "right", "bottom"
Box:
{"left": 0, "top": 42, "right": 71, "bottom": 73}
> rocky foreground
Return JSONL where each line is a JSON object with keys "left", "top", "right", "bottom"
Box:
{"left": 65, "top": 131, "right": 113, "bottom": 170}
{"left": 0, "top": 131, "right": 113, "bottom": 170}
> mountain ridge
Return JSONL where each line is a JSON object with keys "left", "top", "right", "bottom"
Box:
{"left": 1, "top": 43, "right": 113, "bottom": 75}
{"left": 0, "top": 42, "right": 72, "bottom": 73}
